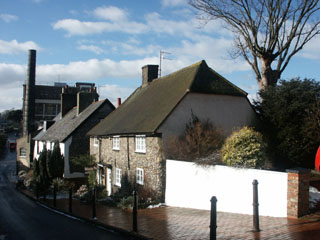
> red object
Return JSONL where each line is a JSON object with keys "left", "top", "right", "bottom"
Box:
{"left": 315, "top": 146, "right": 320, "bottom": 171}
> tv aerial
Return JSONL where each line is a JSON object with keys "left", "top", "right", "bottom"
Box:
{"left": 159, "top": 50, "right": 172, "bottom": 78}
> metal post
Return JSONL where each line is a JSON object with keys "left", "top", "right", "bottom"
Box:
{"left": 69, "top": 187, "right": 72, "bottom": 213}
{"left": 210, "top": 196, "right": 217, "bottom": 240}
{"left": 133, "top": 190, "right": 138, "bottom": 232}
{"left": 253, "top": 179, "right": 260, "bottom": 232}
{"left": 92, "top": 187, "right": 96, "bottom": 220}
{"left": 53, "top": 185, "right": 57, "bottom": 207}
{"left": 36, "top": 183, "right": 39, "bottom": 200}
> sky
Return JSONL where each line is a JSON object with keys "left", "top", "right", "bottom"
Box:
{"left": 1, "top": 0, "right": 320, "bottom": 112}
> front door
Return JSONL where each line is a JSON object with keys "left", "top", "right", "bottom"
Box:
{"left": 106, "top": 168, "right": 112, "bottom": 196}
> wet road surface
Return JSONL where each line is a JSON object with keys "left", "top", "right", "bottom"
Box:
{"left": 0, "top": 144, "right": 130, "bottom": 240}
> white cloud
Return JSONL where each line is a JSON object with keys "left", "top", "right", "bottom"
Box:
{"left": 93, "top": 6, "right": 128, "bottom": 22}
{"left": 78, "top": 44, "right": 104, "bottom": 55}
{"left": 0, "top": 63, "right": 26, "bottom": 85}
{"left": 53, "top": 18, "right": 147, "bottom": 36}
{"left": 0, "top": 87, "right": 23, "bottom": 112}
{"left": 102, "top": 40, "right": 160, "bottom": 56}
{"left": 0, "top": 39, "right": 41, "bottom": 55}
{"left": 0, "top": 14, "right": 18, "bottom": 23}
{"left": 298, "top": 36, "right": 320, "bottom": 60}
{"left": 165, "top": 36, "right": 250, "bottom": 74}
{"left": 161, "top": 0, "right": 188, "bottom": 7}
{"left": 36, "top": 57, "right": 159, "bottom": 83}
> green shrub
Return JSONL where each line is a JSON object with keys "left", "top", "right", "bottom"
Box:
{"left": 88, "top": 170, "right": 97, "bottom": 188}
{"left": 254, "top": 78, "right": 320, "bottom": 168}
{"left": 164, "top": 112, "right": 224, "bottom": 161}
{"left": 221, "top": 127, "right": 267, "bottom": 168}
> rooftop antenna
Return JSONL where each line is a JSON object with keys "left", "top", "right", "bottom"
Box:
{"left": 159, "top": 50, "right": 171, "bottom": 78}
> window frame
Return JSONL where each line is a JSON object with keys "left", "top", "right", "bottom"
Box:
{"left": 136, "top": 168, "right": 144, "bottom": 185}
{"left": 93, "top": 137, "right": 99, "bottom": 147}
{"left": 112, "top": 136, "right": 120, "bottom": 150}
{"left": 114, "top": 168, "right": 121, "bottom": 187}
{"left": 135, "top": 135, "right": 146, "bottom": 153}
{"left": 19, "top": 147, "right": 26, "bottom": 157}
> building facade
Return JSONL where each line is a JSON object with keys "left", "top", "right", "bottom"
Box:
{"left": 88, "top": 60, "right": 256, "bottom": 200}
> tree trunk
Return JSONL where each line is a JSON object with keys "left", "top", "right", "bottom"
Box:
{"left": 258, "top": 58, "right": 280, "bottom": 89}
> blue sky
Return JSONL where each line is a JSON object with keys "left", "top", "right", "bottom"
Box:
{"left": 1, "top": 0, "right": 320, "bottom": 112}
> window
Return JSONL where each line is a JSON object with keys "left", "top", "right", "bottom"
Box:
{"left": 19, "top": 148, "right": 26, "bottom": 157}
{"left": 136, "top": 168, "right": 144, "bottom": 185}
{"left": 93, "top": 137, "right": 99, "bottom": 147}
{"left": 114, "top": 168, "right": 121, "bottom": 187}
{"left": 135, "top": 135, "right": 146, "bottom": 153}
{"left": 112, "top": 136, "right": 120, "bottom": 150}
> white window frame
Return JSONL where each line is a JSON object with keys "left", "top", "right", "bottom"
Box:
{"left": 112, "top": 136, "right": 120, "bottom": 150}
{"left": 93, "top": 137, "right": 99, "bottom": 147}
{"left": 19, "top": 148, "right": 26, "bottom": 157}
{"left": 135, "top": 135, "right": 146, "bottom": 153}
{"left": 114, "top": 168, "right": 121, "bottom": 187}
{"left": 136, "top": 168, "right": 144, "bottom": 185}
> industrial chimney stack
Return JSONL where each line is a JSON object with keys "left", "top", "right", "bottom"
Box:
{"left": 23, "top": 49, "right": 36, "bottom": 136}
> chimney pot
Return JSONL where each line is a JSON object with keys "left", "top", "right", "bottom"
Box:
{"left": 117, "top": 98, "right": 121, "bottom": 107}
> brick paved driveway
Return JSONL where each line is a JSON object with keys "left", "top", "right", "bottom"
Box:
{"left": 45, "top": 196, "right": 320, "bottom": 240}
{"left": 21, "top": 189, "right": 320, "bottom": 240}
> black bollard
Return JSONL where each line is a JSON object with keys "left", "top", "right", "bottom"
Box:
{"left": 133, "top": 190, "right": 138, "bottom": 232}
{"left": 36, "top": 183, "right": 39, "bottom": 200}
{"left": 53, "top": 185, "right": 57, "bottom": 207}
{"left": 92, "top": 187, "right": 96, "bottom": 220}
{"left": 253, "top": 179, "right": 260, "bottom": 232}
{"left": 69, "top": 187, "right": 72, "bottom": 213}
{"left": 210, "top": 196, "right": 217, "bottom": 240}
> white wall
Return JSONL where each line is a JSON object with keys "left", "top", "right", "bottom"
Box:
{"left": 165, "top": 160, "right": 288, "bottom": 217}
{"left": 158, "top": 93, "right": 256, "bottom": 140}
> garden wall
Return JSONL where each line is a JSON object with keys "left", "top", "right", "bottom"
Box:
{"left": 165, "top": 160, "right": 289, "bottom": 217}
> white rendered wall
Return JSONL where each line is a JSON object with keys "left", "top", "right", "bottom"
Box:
{"left": 165, "top": 160, "right": 288, "bottom": 217}
{"left": 158, "top": 93, "right": 256, "bottom": 140}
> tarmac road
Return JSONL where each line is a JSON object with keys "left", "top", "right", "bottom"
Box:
{"left": 0, "top": 141, "right": 131, "bottom": 240}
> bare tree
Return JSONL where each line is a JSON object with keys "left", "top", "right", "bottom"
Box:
{"left": 189, "top": 0, "right": 320, "bottom": 89}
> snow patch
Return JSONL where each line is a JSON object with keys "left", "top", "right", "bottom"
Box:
{"left": 309, "top": 186, "right": 320, "bottom": 208}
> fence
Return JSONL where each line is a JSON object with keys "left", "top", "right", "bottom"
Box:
{"left": 165, "top": 160, "right": 310, "bottom": 218}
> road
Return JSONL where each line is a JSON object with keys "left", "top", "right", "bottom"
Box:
{"left": 0, "top": 139, "right": 132, "bottom": 240}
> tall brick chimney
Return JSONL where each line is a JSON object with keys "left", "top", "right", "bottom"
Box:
{"left": 142, "top": 65, "right": 159, "bottom": 87}
{"left": 60, "top": 86, "right": 77, "bottom": 118}
{"left": 77, "top": 88, "right": 99, "bottom": 115}
{"left": 23, "top": 49, "right": 36, "bottom": 136}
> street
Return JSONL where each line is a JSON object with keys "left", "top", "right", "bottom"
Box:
{"left": 0, "top": 139, "right": 132, "bottom": 240}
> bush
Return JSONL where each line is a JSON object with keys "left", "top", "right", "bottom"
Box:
{"left": 164, "top": 112, "right": 224, "bottom": 161}
{"left": 254, "top": 78, "right": 320, "bottom": 168}
{"left": 221, "top": 127, "right": 267, "bottom": 168}
{"left": 88, "top": 170, "right": 97, "bottom": 188}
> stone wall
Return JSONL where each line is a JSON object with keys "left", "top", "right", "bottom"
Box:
{"left": 16, "top": 134, "right": 34, "bottom": 169}
{"left": 90, "top": 135, "right": 164, "bottom": 200}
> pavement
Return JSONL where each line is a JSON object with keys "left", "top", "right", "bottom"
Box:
{"left": 20, "top": 189, "right": 320, "bottom": 240}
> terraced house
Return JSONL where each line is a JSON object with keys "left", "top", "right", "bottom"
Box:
{"left": 34, "top": 89, "right": 115, "bottom": 179}
{"left": 88, "top": 60, "right": 256, "bottom": 200}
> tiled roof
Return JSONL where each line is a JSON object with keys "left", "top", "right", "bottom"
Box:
{"left": 34, "top": 99, "right": 111, "bottom": 142}
{"left": 88, "top": 60, "right": 247, "bottom": 137}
